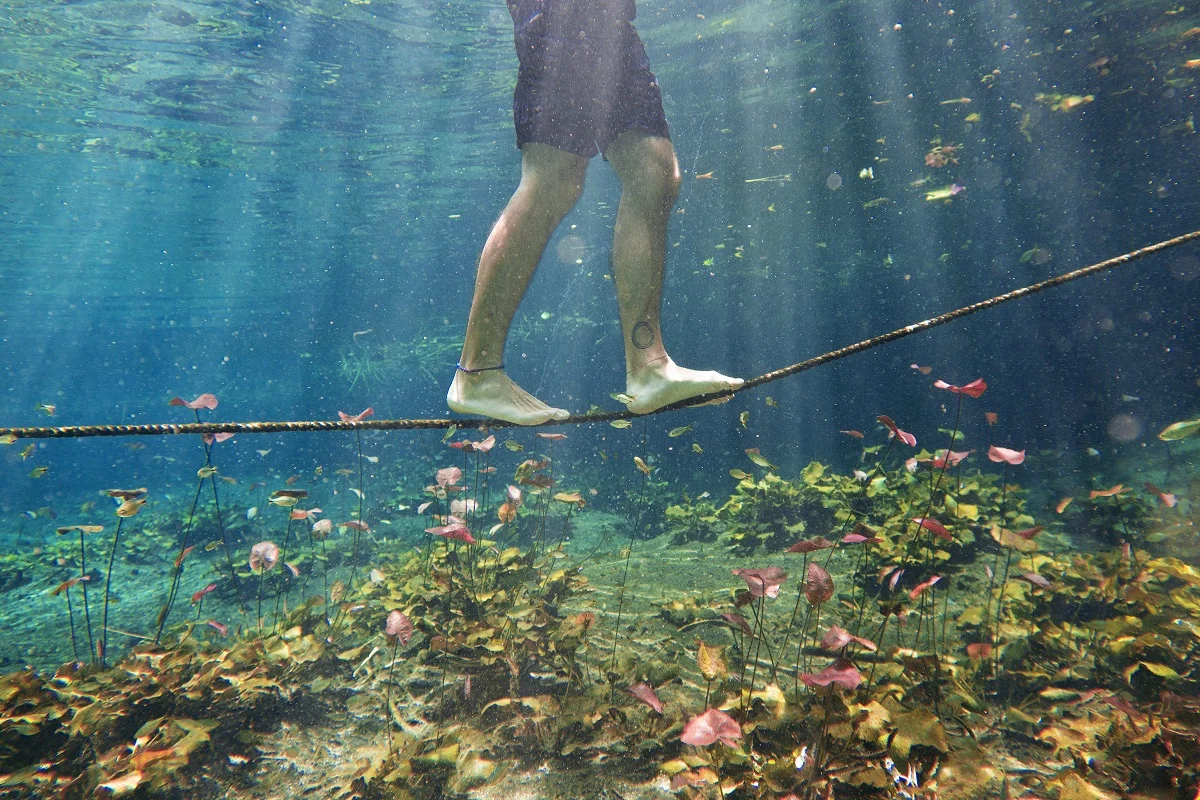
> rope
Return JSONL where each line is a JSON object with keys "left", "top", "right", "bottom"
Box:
{"left": 3, "top": 228, "right": 1198, "bottom": 441}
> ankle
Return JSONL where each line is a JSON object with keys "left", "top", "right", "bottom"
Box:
{"left": 627, "top": 354, "right": 669, "bottom": 376}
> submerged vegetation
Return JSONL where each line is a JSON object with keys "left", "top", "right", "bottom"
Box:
{"left": 0, "top": 384, "right": 1196, "bottom": 800}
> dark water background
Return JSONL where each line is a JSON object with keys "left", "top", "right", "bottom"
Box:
{"left": 1, "top": 0, "right": 1198, "bottom": 517}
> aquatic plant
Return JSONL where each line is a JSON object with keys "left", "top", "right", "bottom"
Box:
{"left": 157, "top": 394, "right": 242, "bottom": 647}
{"left": 383, "top": 609, "right": 413, "bottom": 757}
{"left": 249, "top": 540, "right": 280, "bottom": 634}
{"left": 55, "top": 524, "right": 101, "bottom": 663}
{"left": 100, "top": 488, "right": 147, "bottom": 667}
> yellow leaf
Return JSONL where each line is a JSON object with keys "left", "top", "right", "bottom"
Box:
{"left": 696, "top": 639, "right": 727, "bottom": 682}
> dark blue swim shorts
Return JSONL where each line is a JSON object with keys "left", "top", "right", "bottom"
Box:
{"left": 507, "top": 0, "right": 671, "bottom": 158}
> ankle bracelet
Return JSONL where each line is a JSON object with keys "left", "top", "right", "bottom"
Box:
{"left": 456, "top": 362, "right": 505, "bottom": 373}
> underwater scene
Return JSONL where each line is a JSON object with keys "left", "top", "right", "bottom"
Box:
{"left": 2, "top": 0, "right": 1200, "bottom": 797}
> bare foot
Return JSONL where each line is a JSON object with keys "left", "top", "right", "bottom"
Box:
{"left": 447, "top": 369, "right": 570, "bottom": 426}
{"left": 624, "top": 357, "right": 743, "bottom": 414}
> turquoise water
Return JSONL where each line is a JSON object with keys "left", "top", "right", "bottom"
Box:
{"left": 1, "top": 1, "right": 1198, "bottom": 798}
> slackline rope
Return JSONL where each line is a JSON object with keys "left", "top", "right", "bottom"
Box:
{"left": 3, "top": 228, "right": 1198, "bottom": 441}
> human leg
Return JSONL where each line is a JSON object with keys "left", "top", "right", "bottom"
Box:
{"left": 447, "top": 143, "right": 588, "bottom": 425}
{"left": 603, "top": 131, "right": 743, "bottom": 414}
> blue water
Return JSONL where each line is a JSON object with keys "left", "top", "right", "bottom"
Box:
{"left": 0, "top": 0, "right": 1197, "bottom": 793}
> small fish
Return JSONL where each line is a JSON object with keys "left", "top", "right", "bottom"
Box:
{"left": 197, "top": 465, "right": 218, "bottom": 478}
{"left": 539, "top": 311, "right": 553, "bottom": 320}
{"left": 219, "top": 475, "right": 237, "bottom": 485}
{"left": 695, "top": 171, "right": 715, "bottom": 179}
{"left": 1055, "top": 497, "right": 1073, "bottom": 514}
{"left": 745, "top": 448, "right": 776, "bottom": 469}
{"left": 1086, "top": 447, "right": 1101, "bottom": 457}
{"left": 246, "top": 507, "right": 258, "bottom": 519}
{"left": 668, "top": 424, "right": 693, "bottom": 438}
{"left": 924, "top": 184, "right": 965, "bottom": 202}
{"left": 441, "top": 425, "right": 458, "bottom": 443}
{"left": 0, "top": 434, "right": 17, "bottom": 445}
{"left": 20, "top": 444, "right": 36, "bottom": 460}
{"left": 633, "top": 456, "right": 652, "bottom": 475}
{"left": 610, "top": 420, "right": 632, "bottom": 429}
{"left": 765, "top": 397, "right": 778, "bottom": 407}
{"left": 396, "top": 504, "right": 410, "bottom": 511}
{"left": 611, "top": 392, "right": 636, "bottom": 404}
{"left": 334, "top": 468, "right": 354, "bottom": 476}
{"left": 505, "top": 440, "right": 525, "bottom": 451}
{"left": 910, "top": 364, "right": 933, "bottom": 375}
{"left": 840, "top": 430, "right": 865, "bottom": 439}
{"left": 364, "top": 455, "right": 379, "bottom": 463}
{"left": 739, "top": 411, "right": 750, "bottom": 428}
{"left": 744, "top": 174, "right": 791, "bottom": 183}
{"left": 692, "top": 443, "right": 703, "bottom": 454}
{"left": 939, "top": 97, "right": 972, "bottom": 105}
{"left": 29, "top": 465, "right": 48, "bottom": 478}
{"left": 1120, "top": 395, "right": 1140, "bottom": 402}
{"left": 286, "top": 474, "right": 301, "bottom": 485}
{"left": 729, "top": 468, "right": 753, "bottom": 480}
{"left": 256, "top": 449, "right": 271, "bottom": 457}
{"left": 36, "top": 403, "right": 56, "bottom": 416}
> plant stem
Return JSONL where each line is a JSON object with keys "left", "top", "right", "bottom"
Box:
{"left": 273, "top": 516, "right": 294, "bottom": 632}
{"left": 100, "top": 517, "right": 125, "bottom": 667}
{"left": 65, "top": 589, "right": 80, "bottom": 662}
{"left": 607, "top": 428, "right": 647, "bottom": 701}
{"left": 78, "top": 531, "right": 95, "bottom": 663}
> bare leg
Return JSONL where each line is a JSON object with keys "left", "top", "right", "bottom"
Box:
{"left": 604, "top": 131, "right": 743, "bottom": 414}
{"left": 447, "top": 144, "right": 588, "bottom": 425}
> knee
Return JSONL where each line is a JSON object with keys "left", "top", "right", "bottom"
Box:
{"left": 623, "top": 147, "right": 680, "bottom": 211}
{"left": 518, "top": 158, "right": 586, "bottom": 220}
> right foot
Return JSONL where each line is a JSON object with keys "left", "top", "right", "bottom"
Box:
{"left": 447, "top": 369, "right": 570, "bottom": 426}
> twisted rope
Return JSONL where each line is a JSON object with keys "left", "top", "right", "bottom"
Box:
{"left": 3, "top": 228, "right": 1197, "bottom": 441}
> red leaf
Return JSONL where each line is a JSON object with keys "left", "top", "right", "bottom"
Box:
{"left": 800, "top": 660, "right": 863, "bottom": 690}
{"left": 876, "top": 415, "right": 917, "bottom": 447}
{"left": 385, "top": 610, "right": 413, "bottom": 645}
{"left": 913, "top": 517, "right": 952, "bottom": 541}
{"left": 436, "top": 466, "right": 462, "bottom": 487}
{"left": 732, "top": 567, "right": 788, "bottom": 599}
{"left": 804, "top": 563, "right": 834, "bottom": 605}
{"left": 191, "top": 583, "right": 217, "bottom": 604}
{"left": 202, "top": 432, "right": 235, "bottom": 445}
{"left": 933, "top": 378, "right": 987, "bottom": 398}
{"left": 174, "top": 546, "right": 195, "bottom": 570}
{"left": 1014, "top": 526, "right": 1043, "bottom": 540}
{"left": 721, "top": 613, "right": 754, "bottom": 637}
{"left": 626, "top": 682, "right": 663, "bottom": 714}
{"left": 206, "top": 619, "right": 228, "bottom": 636}
{"left": 1021, "top": 572, "right": 1052, "bottom": 589}
{"left": 966, "top": 642, "right": 993, "bottom": 660}
{"left": 169, "top": 393, "right": 218, "bottom": 410}
{"left": 471, "top": 435, "right": 496, "bottom": 453}
{"left": 820, "top": 625, "right": 877, "bottom": 653}
{"left": 987, "top": 445, "right": 1026, "bottom": 465}
{"left": 338, "top": 407, "right": 374, "bottom": 422}
{"left": 680, "top": 708, "right": 742, "bottom": 747}
{"left": 786, "top": 536, "right": 835, "bottom": 554}
{"left": 537, "top": 433, "right": 568, "bottom": 441}
{"left": 908, "top": 575, "right": 942, "bottom": 600}
{"left": 1144, "top": 482, "right": 1178, "bottom": 508}
{"left": 426, "top": 523, "right": 476, "bottom": 544}
{"left": 248, "top": 541, "right": 279, "bottom": 572}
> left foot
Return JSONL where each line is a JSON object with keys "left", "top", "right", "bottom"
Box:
{"left": 624, "top": 357, "right": 743, "bottom": 414}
